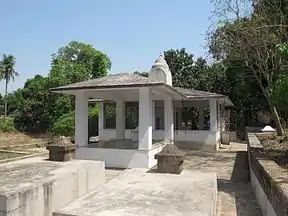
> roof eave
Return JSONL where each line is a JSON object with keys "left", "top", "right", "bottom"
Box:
{"left": 50, "top": 82, "right": 165, "bottom": 92}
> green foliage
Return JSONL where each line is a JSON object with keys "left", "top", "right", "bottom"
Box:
{"left": 0, "top": 94, "right": 3, "bottom": 116}
{"left": 52, "top": 111, "right": 75, "bottom": 136}
{"left": 5, "top": 41, "right": 111, "bottom": 134}
{"left": 0, "top": 54, "right": 18, "bottom": 117}
{"left": 52, "top": 105, "right": 99, "bottom": 137}
{"left": 133, "top": 71, "right": 148, "bottom": 77}
{"left": 208, "top": 0, "right": 288, "bottom": 134}
{"left": 49, "top": 41, "right": 111, "bottom": 84}
{"left": 0, "top": 117, "right": 15, "bottom": 132}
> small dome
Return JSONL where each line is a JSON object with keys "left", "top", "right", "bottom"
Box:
{"left": 149, "top": 53, "right": 172, "bottom": 86}
{"left": 151, "top": 53, "right": 169, "bottom": 69}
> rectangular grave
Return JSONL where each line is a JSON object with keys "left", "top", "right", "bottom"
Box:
{"left": 0, "top": 156, "right": 105, "bottom": 216}
{"left": 54, "top": 169, "right": 217, "bottom": 216}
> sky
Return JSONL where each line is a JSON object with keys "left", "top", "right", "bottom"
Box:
{"left": 0, "top": 0, "right": 214, "bottom": 93}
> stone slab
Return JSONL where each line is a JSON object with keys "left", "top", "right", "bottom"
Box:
{"left": 54, "top": 169, "right": 217, "bottom": 216}
{"left": 0, "top": 156, "right": 105, "bottom": 216}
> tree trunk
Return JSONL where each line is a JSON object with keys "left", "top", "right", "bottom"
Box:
{"left": 4, "top": 78, "right": 8, "bottom": 118}
{"left": 253, "top": 73, "right": 285, "bottom": 136}
{"left": 269, "top": 104, "right": 284, "bottom": 136}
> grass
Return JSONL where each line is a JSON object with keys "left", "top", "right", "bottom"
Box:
{"left": 0, "top": 132, "right": 48, "bottom": 160}
{"left": 0, "top": 152, "right": 26, "bottom": 160}
{"left": 256, "top": 132, "right": 288, "bottom": 168}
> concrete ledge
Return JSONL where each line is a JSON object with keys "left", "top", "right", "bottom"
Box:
{"left": 0, "top": 157, "right": 105, "bottom": 216}
{"left": 0, "top": 152, "right": 48, "bottom": 165}
{"left": 247, "top": 133, "right": 288, "bottom": 216}
{"left": 54, "top": 169, "right": 217, "bottom": 216}
{"left": 76, "top": 144, "right": 165, "bottom": 169}
{"left": 175, "top": 141, "right": 218, "bottom": 152}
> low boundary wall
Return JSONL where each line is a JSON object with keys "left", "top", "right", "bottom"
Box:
{"left": 247, "top": 133, "right": 288, "bottom": 216}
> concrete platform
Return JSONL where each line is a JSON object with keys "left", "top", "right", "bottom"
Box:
{"left": 54, "top": 169, "right": 217, "bottom": 216}
{"left": 0, "top": 156, "right": 105, "bottom": 216}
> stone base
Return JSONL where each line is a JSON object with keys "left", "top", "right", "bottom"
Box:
{"left": 155, "top": 145, "right": 184, "bottom": 174}
{"left": 156, "top": 157, "right": 184, "bottom": 174}
{"left": 0, "top": 156, "right": 105, "bottom": 216}
{"left": 46, "top": 144, "right": 76, "bottom": 162}
{"left": 54, "top": 169, "right": 217, "bottom": 216}
{"left": 48, "top": 150, "right": 75, "bottom": 162}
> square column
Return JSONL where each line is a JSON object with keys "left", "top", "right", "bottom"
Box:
{"left": 165, "top": 96, "right": 174, "bottom": 144}
{"left": 152, "top": 100, "right": 156, "bottom": 130}
{"left": 177, "top": 105, "right": 182, "bottom": 130}
{"left": 138, "top": 87, "right": 152, "bottom": 150}
{"left": 199, "top": 106, "right": 205, "bottom": 130}
{"left": 116, "top": 99, "right": 125, "bottom": 140}
{"left": 98, "top": 102, "right": 104, "bottom": 138}
{"left": 210, "top": 99, "right": 217, "bottom": 131}
{"left": 75, "top": 93, "right": 88, "bottom": 147}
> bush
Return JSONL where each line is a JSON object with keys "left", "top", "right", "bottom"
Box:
{"left": 52, "top": 111, "right": 75, "bottom": 137}
{"left": 0, "top": 117, "right": 16, "bottom": 132}
{"left": 52, "top": 105, "right": 99, "bottom": 137}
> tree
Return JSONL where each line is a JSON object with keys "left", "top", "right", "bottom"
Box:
{"left": 209, "top": 0, "right": 288, "bottom": 135}
{"left": 0, "top": 54, "right": 18, "bottom": 118}
{"left": 0, "top": 93, "right": 3, "bottom": 116}
{"left": 6, "top": 41, "right": 112, "bottom": 134}
{"left": 49, "top": 41, "right": 112, "bottom": 84}
{"left": 164, "top": 48, "right": 198, "bottom": 88}
{"left": 133, "top": 71, "right": 148, "bottom": 77}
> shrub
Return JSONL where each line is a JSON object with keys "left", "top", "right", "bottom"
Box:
{"left": 52, "top": 105, "right": 99, "bottom": 137}
{"left": 0, "top": 117, "right": 16, "bottom": 132}
{"left": 52, "top": 111, "right": 75, "bottom": 137}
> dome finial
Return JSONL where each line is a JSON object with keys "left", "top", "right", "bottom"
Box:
{"left": 155, "top": 53, "right": 166, "bottom": 63}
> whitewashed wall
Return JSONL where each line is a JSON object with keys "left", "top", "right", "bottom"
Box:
{"left": 99, "top": 129, "right": 221, "bottom": 145}
{"left": 76, "top": 144, "right": 164, "bottom": 169}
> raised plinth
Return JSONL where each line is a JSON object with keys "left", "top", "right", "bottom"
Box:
{"left": 46, "top": 136, "right": 76, "bottom": 162}
{"left": 155, "top": 144, "right": 185, "bottom": 174}
{"left": 0, "top": 156, "right": 105, "bottom": 216}
{"left": 54, "top": 169, "right": 217, "bottom": 216}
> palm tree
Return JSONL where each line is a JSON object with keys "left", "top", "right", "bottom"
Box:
{"left": 0, "top": 54, "right": 18, "bottom": 118}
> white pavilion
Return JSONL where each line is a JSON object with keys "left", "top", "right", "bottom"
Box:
{"left": 51, "top": 54, "right": 233, "bottom": 169}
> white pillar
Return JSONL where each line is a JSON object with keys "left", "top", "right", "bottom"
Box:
{"left": 199, "top": 106, "right": 205, "bottom": 130}
{"left": 152, "top": 100, "right": 156, "bottom": 130}
{"left": 98, "top": 102, "right": 104, "bottom": 138}
{"left": 75, "top": 93, "right": 88, "bottom": 147}
{"left": 165, "top": 96, "right": 174, "bottom": 144}
{"left": 210, "top": 99, "right": 217, "bottom": 131}
{"left": 116, "top": 99, "right": 125, "bottom": 140}
{"left": 177, "top": 106, "right": 182, "bottom": 130}
{"left": 138, "top": 87, "right": 152, "bottom": 150}
{"left": 217, "top": 102, "right": 221, "bottom": 130}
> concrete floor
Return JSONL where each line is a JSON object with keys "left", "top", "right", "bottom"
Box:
{"left": 105, "top": 142, "right": 262, "bottom": 216}
{"left": 183, "top": 142, "right": 262, "bottom": 216}
{"left": 54, "top": 169, "right": 217, "bottom": 216}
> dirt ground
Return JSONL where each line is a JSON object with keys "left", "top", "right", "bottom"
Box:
{"left": 0, "top": 133, "right": 48, "bottom": 156}
{"left": 105, "top": 142, "right": 262, "bottom": 216}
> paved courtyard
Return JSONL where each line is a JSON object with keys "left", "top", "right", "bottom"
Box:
{"left": 105, "top": 142, "right": 262, "bottom": 216}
